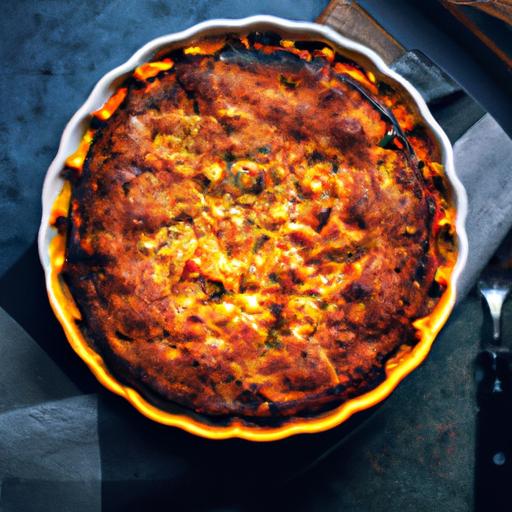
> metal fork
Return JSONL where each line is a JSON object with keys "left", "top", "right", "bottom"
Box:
{"left": 478, "top": 275, "right": 511, "bottom": 343}
{"left": 475, "top": 251, "right": 512, "bottom": 512}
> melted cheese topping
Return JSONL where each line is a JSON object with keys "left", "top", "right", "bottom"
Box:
{"left": 61, "top": 36, "right": 454, "bottom": 418}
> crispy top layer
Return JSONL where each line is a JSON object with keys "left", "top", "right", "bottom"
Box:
{"left": 64, "top": 38, "right": 447, "bottom": 418}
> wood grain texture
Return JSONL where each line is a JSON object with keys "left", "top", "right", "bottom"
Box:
{"left": 441, "top": 0, "right": 512, "bottom": 69}
{"left": 446, "top": 0, "right": 512, "bottom": 25}
{"left": 317, "top": 0, "right": 404, "bottom": 64}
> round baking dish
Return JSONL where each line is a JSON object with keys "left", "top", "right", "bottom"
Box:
{"left": 38, "top": 15, "right": 468, "bottom": 441}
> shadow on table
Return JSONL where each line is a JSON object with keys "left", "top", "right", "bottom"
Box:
{"left": 98, "top": 391, "right": 383, "bottom": 511}
{"left": 0, "top": 239, "right": 99, "bottom": 393}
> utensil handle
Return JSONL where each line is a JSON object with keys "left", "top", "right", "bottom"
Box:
{"left": 475, "top": 350, "right": 512, "bottom": 511}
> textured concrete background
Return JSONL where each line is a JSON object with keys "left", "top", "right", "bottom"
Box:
{"left": 1, "top": 1, "right": 511, "bottom": 510}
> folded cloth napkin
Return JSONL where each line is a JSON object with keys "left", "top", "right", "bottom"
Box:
{"left": 453, "top": 114, "right": 512, "bottom": 297}
{"left": 0, "top": 51, "right": 511, "bottom": 512}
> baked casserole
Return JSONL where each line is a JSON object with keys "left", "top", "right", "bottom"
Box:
{"left": 48, "top": 30, "right": 458, "bottom": 425}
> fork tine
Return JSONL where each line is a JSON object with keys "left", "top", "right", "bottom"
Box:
{"left": 478, "top": 281, "right": 511, "bottom": 343}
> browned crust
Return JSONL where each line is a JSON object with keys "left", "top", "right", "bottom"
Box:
{"left": 63, "top": 36, "right": 450, "bottom": 418}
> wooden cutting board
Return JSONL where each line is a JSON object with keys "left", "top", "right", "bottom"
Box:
{"left": 316, "top": 0, "right": 405, "bottom": 64}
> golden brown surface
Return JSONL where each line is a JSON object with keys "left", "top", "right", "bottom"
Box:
{"left": 62, "top": 35, "right": 452, "bottom": 418}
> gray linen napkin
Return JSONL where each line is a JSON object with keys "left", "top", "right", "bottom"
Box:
{"left": 0, "top": 396, "right": 101, "bottom": 512}
{"left": 0, "top": 308, "right": 100, "bottom": 512}
{"left": 453, "top": 114, "right": 512, "bottom": 298}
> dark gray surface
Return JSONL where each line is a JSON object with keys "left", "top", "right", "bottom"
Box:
{"left": 1, "top": 1, "right": 512, "bottom": 511}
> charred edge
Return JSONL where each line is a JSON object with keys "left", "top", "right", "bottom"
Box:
{"left": 414, "top": 254, "right": 429, "bottom": 283}
{"left": 90, "top": 116, "right": 106, "bottom": 130}
{"left": 343, "top": 281, "right": 372, "bottom": 302}
{"left": 432, "top": 175, "right": 447, "bottom": 194}
{"left": 253, "top": 172, "right": 265, "bottom": 194}
{"left": 270, "top": 303, "right": 284, "bottom": 328}
{"left": 54, "top": 215, "right": 69, "bottom": 235}
{"left": 253, "top": 234, "right": 270, "bottom": 253}
{"left": 428, "top": 279, "right": 444, "bottom": 298}
{"left": 294, "top": 40, "right": 334, "bottom": 52}
{"left": 316, "top": 207, "right": 332, "bottom": 232}
{"left": 247, "top": 31, "right": 282, "bottom": 47}
{"left": 235, "top": 388, "right": 268, "bottom": 409}
{"left": 64, "top": 154, "right": 97, "bottom": 263}
{"left": 426, "top": 195, "right": 437, "bottom": 229}
{"left": 220, "top": 35, "right": 250, "bottom": 55}
{"left": 308, "top": 150, "right": 325, "bottom": 163}
{"left": 279, "top": 74, "right": 297, "bottom": 89}
{"left": 65, "top": 205, "right": 85, "bottom": 263}
{"left": 199, "top": 277, "right": 226, "bottom": 300}
{"left": 265, "top": 329, "right": 283, "bottom": 350}
{"left": 173, "top": 211, "right": 194, "bottom": 223}
{"left": 174, "top": 73, "right": 201, "bottom": 114}
{"left": 221, "top": 45, "right": 307, "bottom": 73}
{"left": 115, "top": 330, "right": 134, "bottom": 342}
